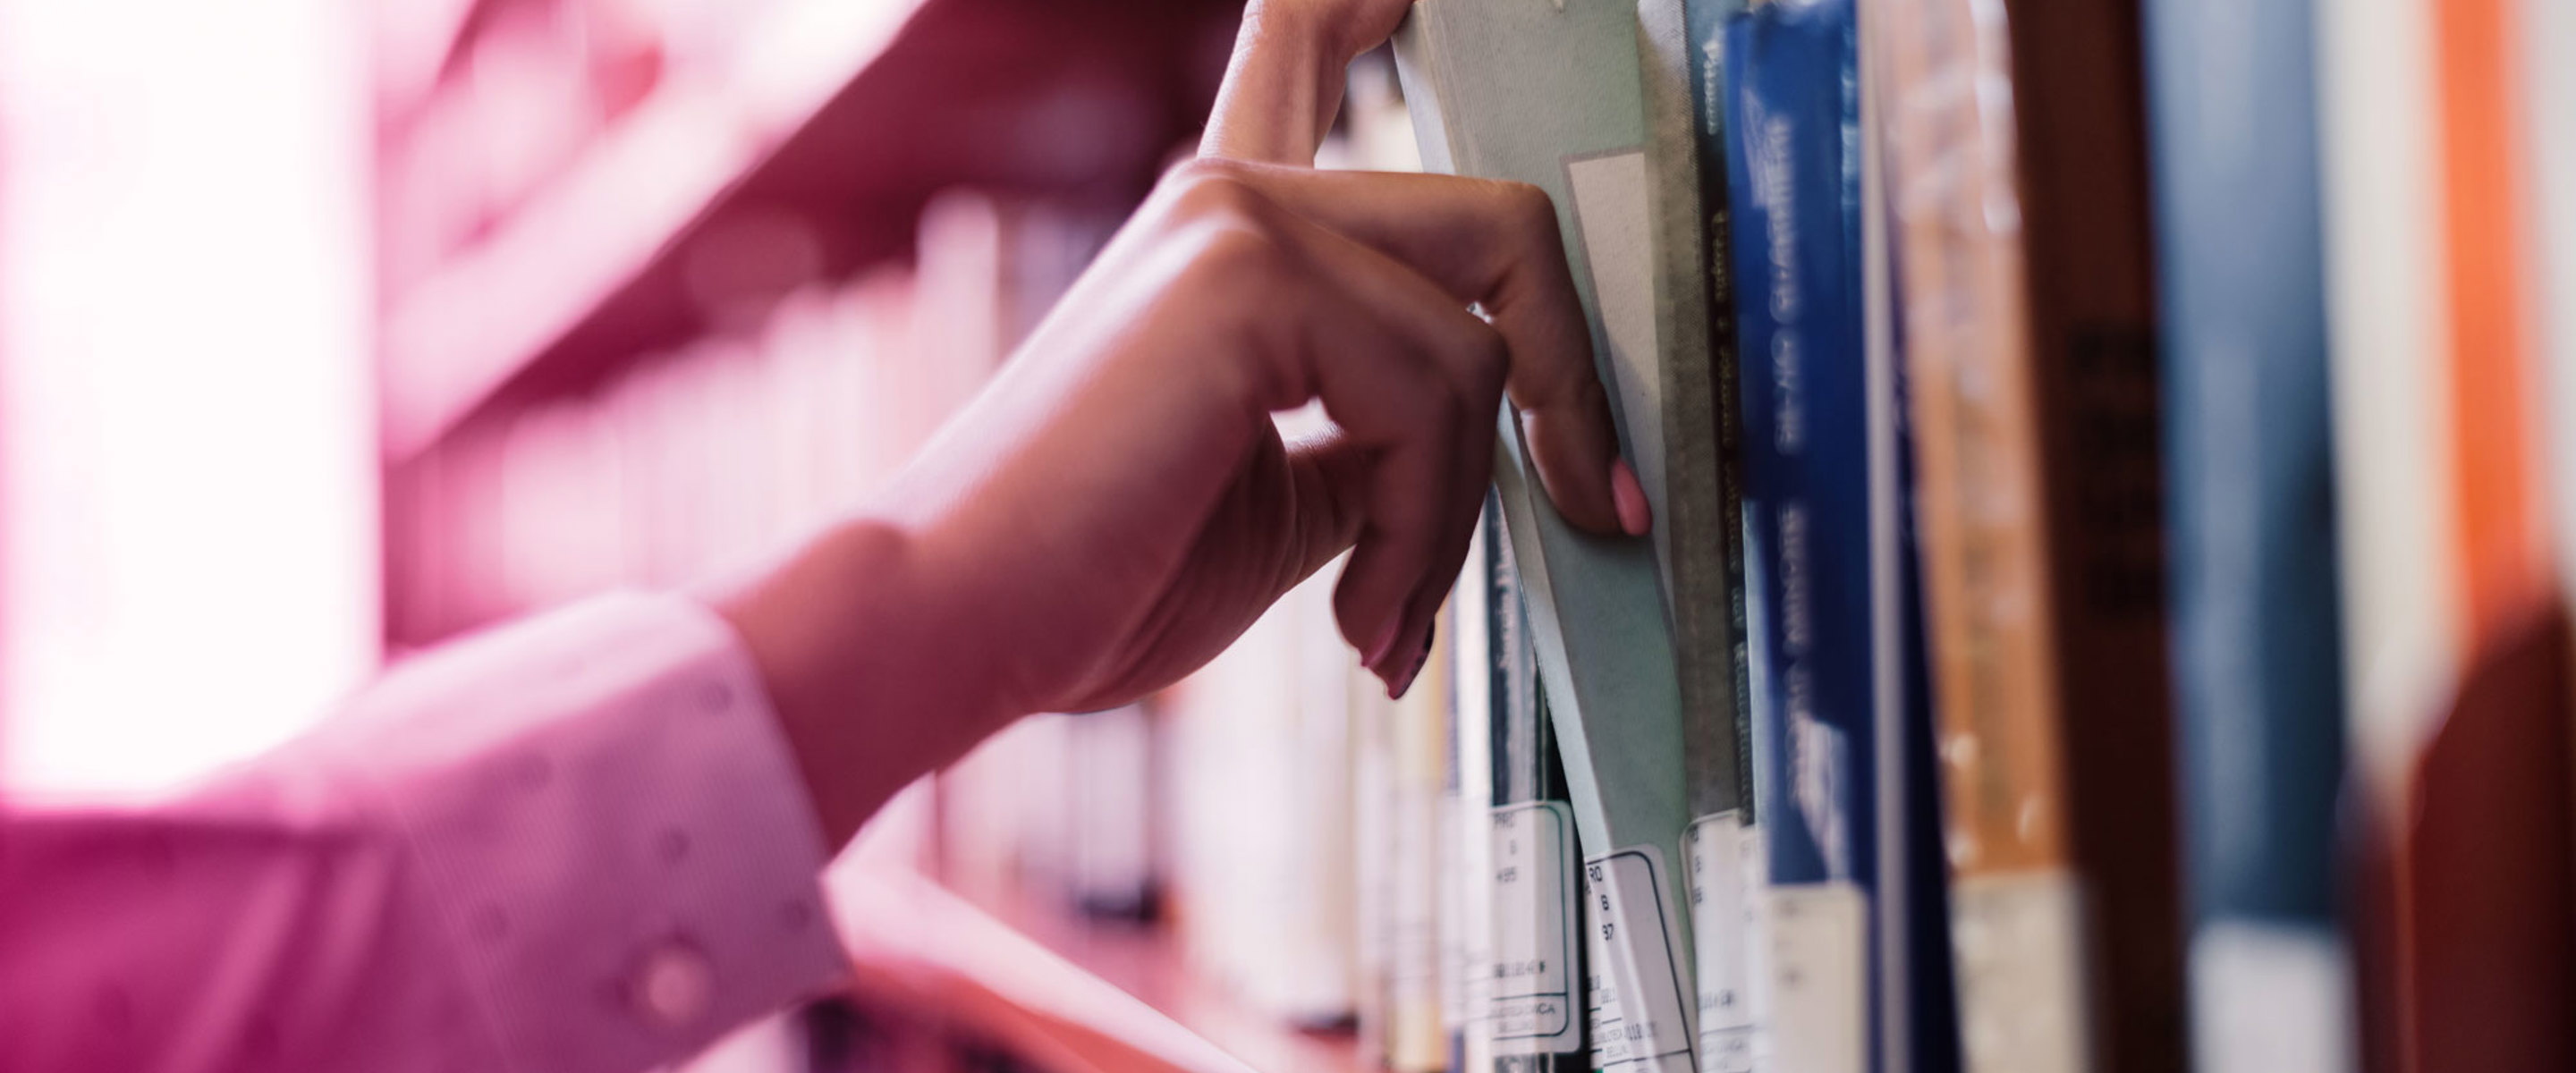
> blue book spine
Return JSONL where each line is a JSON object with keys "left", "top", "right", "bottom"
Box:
{"left": 1719, "top": 2, "right": 1878, "bottom": 1069}
{"left": 2143, "top": 0, "right": 2351, "bottom": 1061}
{"left": 1884, "top": 200, "right": 1963, "bottom": 1073}
{"left": 2144, "top": 0, "right": 2343, "bottom": 934}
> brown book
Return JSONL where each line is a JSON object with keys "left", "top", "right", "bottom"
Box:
{"left": 2384, "top": 604, "right": 2576, "bottom": 1073}
{"left": 1866, "top": 0, "right": 2182, "bottom": 1067}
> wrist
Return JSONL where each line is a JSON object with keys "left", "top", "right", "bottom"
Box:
{"left": 708, "top": 518, "right": 1013, "bottom": 848}
{"left": 1242, "top": 0, "right": 1337, "bottom": 61}
{"left": 1204, "top": 0, "right": 1352, "bottom": 163}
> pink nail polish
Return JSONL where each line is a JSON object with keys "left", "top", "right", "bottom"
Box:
{"left": 1387, "top": 622, "right": 1435, "bottom": 699}
{"left": 1611, "top": 458, "right": 1652, "bottom": 536}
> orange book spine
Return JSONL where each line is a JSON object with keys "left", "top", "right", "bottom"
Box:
{"left": 2436, "top": 0, "right": 2551, "bottom": 650}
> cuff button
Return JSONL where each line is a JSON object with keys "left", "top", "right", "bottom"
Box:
{"left": 631, "top": 939, "right": 716, "bottom": 1029}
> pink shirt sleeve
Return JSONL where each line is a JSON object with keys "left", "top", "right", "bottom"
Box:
{"left": 0, "top": 593, "right": 852, "bottom": 1073}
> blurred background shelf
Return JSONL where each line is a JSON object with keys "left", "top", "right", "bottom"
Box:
{"left": 366, "top": 4, "right": 1394, "bottom": 1069}
{"left": 822, "top": 866, "right": 1364, "bottom": 1073}
{"left": 377, "top": 0, "right": 1241, "bottom": 462}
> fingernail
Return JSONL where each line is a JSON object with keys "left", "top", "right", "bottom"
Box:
{"left": 1364, "top": 618, "right": 1402, "bottom": 669}
{"left": 1387, "top": 621, "right": 1436, "bottom": 700}
{"left": 1610, "top": 458, "right": 1652, "bottom": 536}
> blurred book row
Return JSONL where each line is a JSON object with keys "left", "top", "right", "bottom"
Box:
{"left": 377, "top": 0, "right": 2576, "bottom": 1070}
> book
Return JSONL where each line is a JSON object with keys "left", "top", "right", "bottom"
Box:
{"left": 1393, "top": 4, "right": 1701, "bottom": 1070}
{"left": 1477, "top": 500, "right": 1587, "bottom": 1072}
{"left": 1868, "top": 0, "right": 2184, "bottom": 1065}
{"left": 1389, "top": 609, "right": 1460, "bottom": 1072}
{"left": 2319, "top": 0, "right": 2576, "bottom": 1065}
{"left": 2539, "top": 0, "right": 2576, "bottom": 604}
{"left": 2137, "top": 0, "right": 2354, "bottom": 1066}
{"left": 2372, "top": 607, "right": 2575, "bottom": 1072}
{"left": 1448, "top": 512, "right": 1500, "bottom": 1073}
{"left": 1166, "top": 564, "right": 1361, "bottom": 1027}
{"left": 1853, "top": 15, "right": 1960, "bottom": 1071}
{"left": 1714, "top": 1, "right": 1911, "bottom": 1068}
{"left": 1636, "top": 2, "right": 1765, "bottom": 1069}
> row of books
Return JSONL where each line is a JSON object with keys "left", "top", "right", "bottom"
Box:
{"left": 380, "top": 0, "right": 2576, "bottom": 1067}
{"left": 1339, "top": 0, "right": 2576, "bottom": 1070}
{"left": 381, "top": 191, "right": 1110, "bottom": 646}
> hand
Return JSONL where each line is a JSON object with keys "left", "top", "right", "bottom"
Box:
{"left": 717, "top": 6, "right": 1648, "bottom": 846}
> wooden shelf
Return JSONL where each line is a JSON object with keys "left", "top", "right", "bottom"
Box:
{"left": 378, "top": 0, "right": 1240, "bottom": 462}
{"left": 826, "top": 867, "right": 1362, "bottom": 1073}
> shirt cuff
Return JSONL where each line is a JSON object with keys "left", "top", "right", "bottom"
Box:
{"left": 313, "top": 591, "right": 849, "bottom": 1073}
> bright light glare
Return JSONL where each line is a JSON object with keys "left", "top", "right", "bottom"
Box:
{"left": 0, "top": 0, "right": 378, "bottom": 798}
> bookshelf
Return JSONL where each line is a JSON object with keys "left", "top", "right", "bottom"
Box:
{"left": 376, "top": 0, "right": 1237, "bottom": 463}
{"left": 824, "top": 866, "right": 1363, "bottom": 1073}
{"left": 368, "top": 3, "right": 1375, "bottom": 1071}
{"left": 375, "top": 0, "right": 1241, "bottom": 647}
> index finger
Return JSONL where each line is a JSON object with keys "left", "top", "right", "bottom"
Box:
{"left": 1208, "top": 161, "right": 1635, "bottom": 536}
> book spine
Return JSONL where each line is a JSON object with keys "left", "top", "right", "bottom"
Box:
{"left": 2538, "top": 0, "right": 2576, "bottom": 600}
{"left": 1716, "top": 4, "right": 1876, "bottom": 1069}
{"left": 1485, "top": 502, "right": 1584, "bottom": 1071}
{"left": 1855, "top": 21, "right": 1964, "bottom": 1065}
{"left": 1681, "top": 0, "right": 1759, "bottom": 831}
{"left": 2139, "top": 0, "right": 2354, "bottom": 1064}
{"left": 1394, "top": 5, "right": 1701, "bottom": 1070}
{"left": 1638, "top": 4, "right": 1768, "bottom": 1069}
{"left": 1996, "top": 0, "right": 2185, "bottom": 1062}
{"left": 1866, "top": 0, "right": 2089, "bottom": 1066}
{"left": 1390, "top": 612, "right": 1457, "bottom": 1072}
{"left": 1637, "top": 0, "right": 1751, "bottom": 828}
{"left": 1873, "top": 0, "right": 2185, "bottom": 1063}
{"left": 1451, "top": 515, "right": 1498, "bottom": 1073}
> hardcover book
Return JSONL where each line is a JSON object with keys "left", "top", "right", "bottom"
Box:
{"left": 1481, "top": 500, "right": 1586, "bottom": 1072}
{"left": 1637, "top": 2, "right": 1764, "bottom": 1068}
{"left": 2320, "top": 0, "right": 2576, "bottom": 1064}
{"left": 1868, "top": 0, "right": 2184, "bottom": 1063}
{"left": 1394, "top": 4, "right": 1703, "bottom": 1070}
{"left": 1714, "top": 2, "right": 1885, "bottom": 1068}
{"left": 2138, "top": 0, "right": 2352, "bottom": 1065}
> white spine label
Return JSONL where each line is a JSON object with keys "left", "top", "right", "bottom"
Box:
{"left": 1688, "top": 814, "right": 1763, "bottom": 1071}
{"left": 1489, "top": 801, "right": 1582, "bottom": 1055}
{"left": 1767, "top": 883, "right": 1868, "bottom": 1073}
{"left": 1583, "top": 844, "right": 1698, "bottom": 1069}
{"left": 1951, "top": 872, "right": 2089, "bottom": 1073}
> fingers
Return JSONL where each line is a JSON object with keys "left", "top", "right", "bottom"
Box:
{"left": 1200, "top": 0, "right": 1417, "bottom": 165}
{"left": 1165, "top": 172, "right": 1503, "bottom": 691}
{"left": 1267, "top": 224, "right": 1502, "bottom": 693}
{"left": 1205, "top": 162, "right": 1638, "bottom": 537}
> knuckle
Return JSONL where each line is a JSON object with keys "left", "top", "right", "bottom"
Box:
{"left": 1187, "top": 222, "right": 1284, "bottom": 287}
{"left": 1167, "top": 159, "right": 1267, "bottom": 223}
{"left": 1495, "top": 181, "right": 1560, "bottom": 235}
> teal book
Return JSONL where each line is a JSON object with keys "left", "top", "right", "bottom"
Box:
{"left": 1394, "top": 3, "right": 1699, "bottom": 1069}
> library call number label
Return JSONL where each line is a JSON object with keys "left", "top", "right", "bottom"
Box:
{"left": 1489, "top": 801, "right": 1582, "bottom": 1054}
